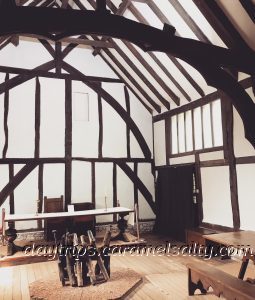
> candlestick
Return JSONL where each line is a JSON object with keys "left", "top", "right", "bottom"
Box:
{"left": 104, "top": 196, "right": 107, "bottom": 211}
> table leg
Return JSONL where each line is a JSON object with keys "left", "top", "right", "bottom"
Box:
{"left": 238, "top": 257, "right": 250, "bottom": 280}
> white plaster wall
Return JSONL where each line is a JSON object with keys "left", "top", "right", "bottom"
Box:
{"left": 40, "top": 78, "right": 65, "bottom": 157}
{"left": 72, "top": 81, "right": 99, "bottom": 157}
{"left": 170, "top": 155, "right": 195, "bottom": 165}
{"left": 72, "top": 161, "right": 92, "bottom": 204}
{"left": 137, "top": 163, "right": 155, "bottom": 219}
{"left": 14, "top": 167, "right": 38, "bottom": 230}
{"left": 95, "top": 163, "right": 113, "bottom": 223}
{"left": 153, "top": 121, "right": 166, "bottom": 166}
{"left": 0, "top": 39, "right": 52, "bottom": 69}
{"left": 0, "top": 39, "right": 155, "bottom": 229}
{"left": 129, "top": 90, "right": 153, "bottom": 157}
{"left": 201, "top": 166, "right": 233, "bottom": 227}
{"left": 116, "top": 163, "right": 134, "bottom": 210}
{"left": 236, "top": 164, "right": 255, "bottom": 230}
{"left": 102, "top": 100, "right": 127, "bottom": 157}
{"left": 7, "top": 80, "right": 35, "bottom": 158}
{"left": 0, "top": 165, "right": 10, "bottom": 226}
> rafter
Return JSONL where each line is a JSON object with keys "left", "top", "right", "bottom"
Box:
{"left": 240, "top": 0, "right": 255, "bottom": 23}
{"left": 128, "top": 3, "right": 191, "bottom": 102}
{"left": 146, "top": 0, "right": 205, "bottom": 97}
{"left": 193, "top": 0, "right": 253, "bottom": 51}
{"left": 100, "top": 53, "right": 153, "bottom": 113}
{"left": 95, "top": 41, "right": 160, "bottom": 112}
{"left": 87, "top": 0, "right": 170, "bottom": 108}
{"left": 168, "top": 0, "right": 211, "bottom": 44}
{"left": 0, "top": 3, "right": 254, "bottom": 147}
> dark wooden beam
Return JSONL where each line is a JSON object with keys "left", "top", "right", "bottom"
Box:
{"left": 113, "top": 162, "right": 117, "bottom": 222}
{"left": 100, "top": 54, "right": 152, "bottom": 113}
{"left": 96, "top": 0, "right": 107, "bottom": 12}
{"left": 124, "top": 85, "right": 131, "bottom": 158}
{"left": 111, "top": 40, "right": 170, "bottom": 109}
{"left": 59, "top": 36, "right": 114, "bottom": 48}
{"left": 64, "top": 78, "right": 72, "bottom": 210}
{"left": 195, "top": 154, "right": 203, "bottom": 224}
{"left": 0, "top": 163, "right": 38, "bottom": 207}
{"left": 122, "top": 40, "right": 178, "bottom": 106}
{"left": 73, "top": 157, "right": 153, "bottom": 163}
{"left": 200, "top": 159, "right": 228, "bottom": 168}
{"left": 193, "top": 0, "right": 253, "bottom": 50}
{"left": 0, "top": 60, "right": 56, "bottom": 95}
{"left": 154, "top": 90, "right": 219, "bottom": 122}
{"left": 91, "top": 162, "right": 95, "bottom": 207}
{"left": 34, "top": 77, "right": 41, "bottom": 158}
{"left": 55, "top": 41, "right": 62, "bottom": 74}
{"left": 221, "top": 94, "right": 240, "bottom": 230}
{"left": 240, "top": 0, "right": 255, "bottom": 23}
{"left": 37, "top": 164, "right": 43, "bottom": 228}
{"left": 0, "top": 158, "right": 65, "bottom": 164}
{"left": 0, "top": 157, "right": 152, "bottom": 164}
{"left": 168, "top": 0, "right": 211, "bottom": 44}
{"left": 128, "top": 3, "right": 191, "bottom": 102}
{"left": 133, "top": 162, "right": 138, "bottom": 206}
{"left": 169, "top": 146, "right": 223, "bottom": 159}
{"left": 153, "top": 76, "right": 254, "bottom": 122}
{"left": 99, "top": 48, "right": 158, "bottom": 112}
{"left": 88, "top": 0, "right": 170, "bottom": 109}
{"left": 3, "top": 73, "right": 9, "bottom": 158}
{"left": 0, "top": 36, "right": 13, "bottom": 51}
{"left": 41, "top": 0, "right": 55, "bottom": 7}
{"left": 146, "top": 0, "right": 205, "bottom": 97}
{"left": 98, "top": 91, "right": 103, "bottom": 158}
{"left": 38, "top": 38, "right": 55, "bottom": 57}
{"left": 117, "top": 162, "right": 156, "bottom": 213}
{"left": 61, "top": 0, "right": 69, "bottom": 9}
{"left": 62, "top": 61, "right": 152, "bottom": 159}
{"left": 0, "top": 64, "right": 123, "bottom": 84}
{"left": 165, "top": 118, "right": 171, "bottom": 165}
{"left": 9, "top": 164, "right": 14, "bottom": 215}
{"left": 236, "top": 156, "right": 255, "bottom": 164}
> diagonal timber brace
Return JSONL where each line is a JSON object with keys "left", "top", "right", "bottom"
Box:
{"left": 0, "top": 4, "right": 254, "bottom": 147}
{"left": 0, "top": 163, "right": 38, "bottom": 207}
{"left": 117, "top": 162, "right": 156, "bottom": 214}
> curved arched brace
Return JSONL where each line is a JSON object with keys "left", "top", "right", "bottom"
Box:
{"left": 0, "top": 6, "right": 255, "bottom": 146}
{"left": 117, "top": 162, "right": 156, "bottom": 214}
{"left": 62, "top": 62, "right": 152, "bottom": 159}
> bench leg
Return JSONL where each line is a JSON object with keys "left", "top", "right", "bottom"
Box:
{"left": 238, "top": 258, "right": 249, "bottom": 280}
{"left": 188, "top": 269, "right": 207, "bottom": 296}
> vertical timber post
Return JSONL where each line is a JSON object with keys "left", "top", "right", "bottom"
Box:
{"left": 221, "top": 94, "right": 240, "bottom": 229}
{"left": 65, "top": 79, "right": 72, "bottom": 210}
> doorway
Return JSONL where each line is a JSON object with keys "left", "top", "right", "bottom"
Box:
{"left": 155, "top": 164, "right": 199, "bottom": 242}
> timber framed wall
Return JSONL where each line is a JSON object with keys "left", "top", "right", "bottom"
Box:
{"left": 0, "top": 38, "right": 156, "bottom": 230}
{"left": 153, "top": 76, "right": 255, "bottom": 231}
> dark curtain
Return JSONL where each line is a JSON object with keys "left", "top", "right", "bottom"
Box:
{"left": 154, "top": 165, "right": 198, "bottom": 242}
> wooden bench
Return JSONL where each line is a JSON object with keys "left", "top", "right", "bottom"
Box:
{"left": 187, "top": 262, "right": 255, "bottom": 300}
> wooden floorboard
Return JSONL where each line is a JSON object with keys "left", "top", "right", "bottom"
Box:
{"left": 0, "top": 234, "right": 254, "bottom": 299}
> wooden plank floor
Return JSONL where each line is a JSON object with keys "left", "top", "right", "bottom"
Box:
{"left": 0, "top": 234, "right": 254, "bottom": 300}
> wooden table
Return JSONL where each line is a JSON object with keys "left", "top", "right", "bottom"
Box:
{"left": 4, "top": 207, "right": 133, "bottom": 222}
{"left": 203, "top": 231, "right": 255, "bottom": 280}
{"left": 3, "top": 207, "right": 134, "bottom": 256}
